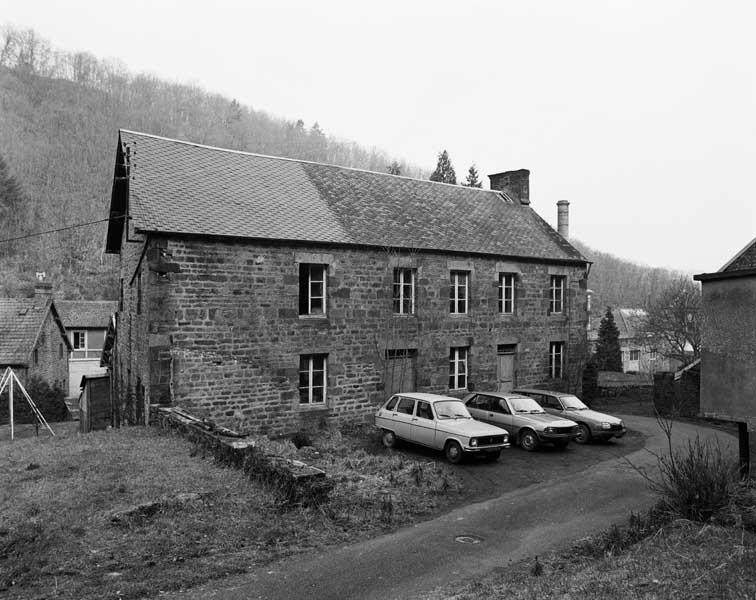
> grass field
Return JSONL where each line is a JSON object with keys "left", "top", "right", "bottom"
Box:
{"left": 0, "top": 423, "right": 462, "bottom": 600}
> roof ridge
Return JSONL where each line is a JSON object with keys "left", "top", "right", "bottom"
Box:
{"left": 119, "top": 129, "right": 501, "bottom": 194}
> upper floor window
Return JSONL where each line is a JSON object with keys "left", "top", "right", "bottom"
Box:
{"left": 70, "top": 330, "right": 106, "bottom": 359}
{"left": 549, "top": 341, "right": 564, "bottom": 379}
{"left": 498, "top": 273, "right": 515, "bottom": 314}
{"left": 449, "top": 270, "right": 469, "bottom": 315}
{"left": 449, "top": 346, "right": 469, "bottom": 390}
{"left": 549, "top": 275, "right": 565, "bottom": 314}
{"left": 299, "top": 263, "right": 327, "bottom": 316}
{"left": 629, "top": 349, "right": 641, "bottom": 362}
{"left": 393, "top": 268, "right": 415, "bottom": 315}
{"left": 299, "top": 354, "right": 327, "bottom": 404}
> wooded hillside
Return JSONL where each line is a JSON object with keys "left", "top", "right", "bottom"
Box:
{"left": 0, "top": 25, "right": 684, "bottom": 308}
{"left": 0, "top": 26, "right": 420, "bottom": 299}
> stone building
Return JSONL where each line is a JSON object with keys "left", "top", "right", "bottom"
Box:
{"left": 0, "top": 281, "right": 71, "bottom": 422}
{"left": 104, "top": 130, "right": 590, "bottom": 434}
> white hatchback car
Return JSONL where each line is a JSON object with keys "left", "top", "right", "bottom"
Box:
{"left": 375, "top": 392, "right": 511, "bottom": 463}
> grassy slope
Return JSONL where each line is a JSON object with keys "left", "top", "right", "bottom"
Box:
{"left": 0, "top": 423, "right": 461, "bottom": 600}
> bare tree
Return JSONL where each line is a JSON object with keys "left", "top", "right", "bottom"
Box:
{"left": 641, "top": 277, "right": 701, "bottom": 366}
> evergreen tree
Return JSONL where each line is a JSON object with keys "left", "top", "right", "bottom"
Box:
{"left": 463, "top": 164, "right": 482, "bottom": 187}
{"left": 429, "top": 150, "right": 456, "bottom": 184}
{"left": 594, "top": 307, "right": 623, "bottom": 372}
{"left": 387, "top": 161, "right": 401, "bottom": 175}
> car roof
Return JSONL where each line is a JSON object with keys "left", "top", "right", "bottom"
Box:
{"left": 390, "top": 392, "right": 461, "bottom": 403}
{"left": 514, "top": 388, "right": 570, "bottom": 397}
{"left": 472, "top": 392, "right": 534, "bottom": 400}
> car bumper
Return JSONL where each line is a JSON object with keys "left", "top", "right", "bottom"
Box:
{"left": 537, "top": 432, "right": 578, "bottom": 443}
{"left": 595, "top": 427, "right": 626, "bottom": 439}
{"left": 463, "top": 442, "right": 511, "bottom": 453}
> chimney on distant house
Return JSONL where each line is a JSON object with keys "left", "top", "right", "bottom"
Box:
{"left": 557, "top": 200, "right": 569, "bottom": 238}
{"left": 488, "top": 169, "right": 530, "bottom": 205}
{"left": 34, "top": 272, "right": 53, "bottom": 303}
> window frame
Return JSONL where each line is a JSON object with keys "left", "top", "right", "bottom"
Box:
{"left": 498, "top": 273, "right": 516, "bottom": 314}
{"left": 449, "top": 346, "right": 469, "bottom": 390}
{"left": 299, "top": 263, "right": 328, "bottom": 317}
{"left": 549, "top": 275, "right": 565, "bottom": 315}
{"left": 298, "top": 354, "right": 327, "bottom": 405}
{"left": 392, "top": 268, "right": 416, "bottom": 315}
{"left": 549, "top": 341, "right": 565, "bottom": 379}
{"left": 449, "top": 270, "right": 469, "bottom": 315}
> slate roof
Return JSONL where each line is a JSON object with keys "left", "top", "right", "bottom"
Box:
{"left": 106, "top": 130, "right": 587, "bottom": 264}
{"left": 56, "top": 301, "right": 117, "bottom": 329}
{"left": 0, "top": 298, "right": 68, "bottom": 366}
{"left": 588, "top": 308, "right": 646, "bottom": 341}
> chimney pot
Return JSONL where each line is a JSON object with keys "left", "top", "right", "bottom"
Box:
{"left": 557, "top": 200, "right": 569, "bottom": 238}
{"left": 488, "top": 169, "right": 530, "bottom": 205}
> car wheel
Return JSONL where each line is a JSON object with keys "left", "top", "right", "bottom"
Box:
{"left": 575, "top": 423, "right": 591, "bottom": 444}
{"left": 554, "top": 440, "right": 569, "bottom": 451}
{"left": 519, "top": 429, "right": 539, "bottom": 452}
{"left": 381, "top": 430, "right": 397, "bottom": 449}
{"left": 445, "top": 441, "right": 465, "bottom": 464}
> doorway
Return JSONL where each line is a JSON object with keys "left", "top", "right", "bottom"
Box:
{"left": 496, "top": 344, "right": 517, "bottom": 392}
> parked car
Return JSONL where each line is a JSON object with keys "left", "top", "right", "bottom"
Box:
{"left": 462, "top": 392, "right": 579, "bottom": 451}
{"left": 375, "top": 392, "right": 510, "bottom": 463}
{"left": 514, "top": 388, "right": 626, "bottom": 443}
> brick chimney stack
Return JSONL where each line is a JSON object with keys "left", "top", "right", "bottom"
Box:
{"left": 488, "top": 169, "right": 530, "bottom": 205}
{"left": 34, "top": 272, "right": 53, "bottom": 303}
{"left": 557, "top": 200, "right": 569, "bottom": 238}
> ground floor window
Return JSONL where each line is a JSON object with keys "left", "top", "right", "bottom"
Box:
{"left": 299, "top": 354, "right": 327, "bottom": 404}
{"left": 549, "top": 342, "right": 564, "bottom": 379}
{"left": 449, "top": 346, "right": 468, "bottom": 390}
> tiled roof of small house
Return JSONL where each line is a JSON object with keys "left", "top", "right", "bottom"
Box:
{"left": 106, "top": 130, "right": 587, "bottom": 264}
{"left": 56, "top": 301, "right": 117, "bottom": 329}
{"left": 0, "top": 298, "right": 67, "bottom": 366}
{"left": 588, "top": 308, "right": 647, "bottom": 341}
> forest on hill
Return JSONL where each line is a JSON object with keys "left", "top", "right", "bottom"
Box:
{"left": 0, "top": 25, "right": 685, "bottom": 308}
{"left": 0, "top": 26, "right": 421, "bottom": 299}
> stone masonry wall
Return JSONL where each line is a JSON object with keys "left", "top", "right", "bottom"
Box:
{"left": 115, "top": 235, "right": 588, "bottom": 435}
{"left": 27, "top": 309, "right": 69, "bottom": 393}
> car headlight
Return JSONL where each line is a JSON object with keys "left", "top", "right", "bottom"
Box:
{"left": 544, "top": 427, "right": 554, "bottom": 433}
{"left": 470, "top": 438, "right": 478, "bottom": 447}
{"left": 620, "top": 420, "right": 625, "bottom": 427}
{"left": 601, "top": 422, "right": 611, "bottom": 430}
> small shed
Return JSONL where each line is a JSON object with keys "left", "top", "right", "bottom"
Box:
{"left": 79, "top": 374, "right": 111, "bottom": 433}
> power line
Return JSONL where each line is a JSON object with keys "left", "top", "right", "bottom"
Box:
{"left": 0, "top": 216, "right": 124, "bottom": 244}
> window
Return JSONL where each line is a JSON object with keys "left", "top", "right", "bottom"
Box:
{"left": 299, "top": 264, "right": 327, "bottom": 316}
{"left": 298, "top": 354, "right": 327, "bottom": 404}
{"left": 416, "top": 401, "right": 433, "bottom": 420}
{"left": 396, "top": 397, "right": 415, "bottom": 415}
{"left": 449, "top": 270, "right": 469, "bottom": 314}
{"left": 629, "top": 349, "right": 641, "bottom": 361}
{"left": 449, "top": 346, "right": 469, "bottom": 390}
{"left": 498, "top": 273, "right": 515, "bottom": 314}
{"left": 549, "top": 342, "right": 564, "bottom": 379}
{"left": 549, "top": 275, "right": 565, "bottom": 314}
{"left": 393, "top": 268, "right": 415, "bottom": 315}
{"left": 70, "top": 330, "right": 105, "bottom": 359}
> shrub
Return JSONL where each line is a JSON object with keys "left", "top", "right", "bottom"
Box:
{"left": 651, "top": 435, "right": 737, "bottom": 521}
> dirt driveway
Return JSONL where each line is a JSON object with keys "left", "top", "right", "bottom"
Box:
{"left": 382, "top": 427, "right": 645, "bottom": 507}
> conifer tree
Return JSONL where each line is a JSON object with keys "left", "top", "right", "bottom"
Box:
{"left": 594, "top": 307, "right": 623, "bottom": 372}
{"left": 463, "top": 164, "right": 482, "bottom": 187}
{"left": 387, "top": 161, "right": 401, "bottom": 175}
{"left": 429, "top": 150, "right": 456, "bottom": 184}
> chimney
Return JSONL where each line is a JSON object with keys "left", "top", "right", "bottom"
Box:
{"left": 34, "top": 272, "right": 53, "bottom": 303}
{"left": 488, "top": 169, "right": 530, "bottom": 205}
{"left": 557, "top": 200, "right": 569, "bottom": 238}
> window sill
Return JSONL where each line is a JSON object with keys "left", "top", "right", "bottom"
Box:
{"left": 296, "top": 403, "right": 329, "bottom": 412}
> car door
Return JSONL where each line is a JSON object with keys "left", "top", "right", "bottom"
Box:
{"left": 391, "top": 396, "right": 416, "bottom": 441}
{"left": 538, "top": 393, "right": 563, "bottom": 417}
{"left": 465, "top": 394, "right": 492, "bottom": 423}
{"left": 486, "top": 395, "right": 517, "bottom": 437}
{"left": 410, "top": 400, "right": 438, "bottom": 448}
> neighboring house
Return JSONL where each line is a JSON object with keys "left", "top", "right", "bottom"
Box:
{"left": 56, "top": 301, "right": 118, "bottom": 398}
{"left": 104, "top": 130, "right": 591, "bottom": 434}
{"left": 587, "top": 307, "right": 680, "bottom": 374}
{"left": 694, "top": 237, "right": 756, "bottom": 430}
{"left": 0, "top": 282, "right": 71, "bottom": 393}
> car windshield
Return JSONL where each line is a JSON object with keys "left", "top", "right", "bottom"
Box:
{"left": 508, "top": 397, "right": 544, "bottom": 414}
{"left": 435, "top": 401, "right": 472, "bottom": 420}
{"left": 560, "top": 395, "right": 589, "bottom": 410}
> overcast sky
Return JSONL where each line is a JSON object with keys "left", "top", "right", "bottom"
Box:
{"left": 2, "top": 0, "right": 754, "bottom": 273}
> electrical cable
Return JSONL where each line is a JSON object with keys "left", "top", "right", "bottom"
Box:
{"left": 0, "top": 215, "right": 125, "bottom": 244}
